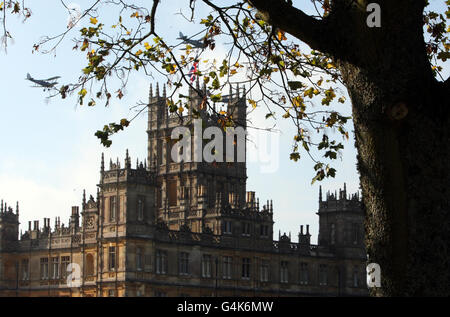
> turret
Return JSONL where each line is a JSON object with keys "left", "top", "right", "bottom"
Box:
{"left": 317, "top": 184, "right": 365, "bottom": 258}
{"left": 0, "top": 199, "right": 20, "bottom": 251}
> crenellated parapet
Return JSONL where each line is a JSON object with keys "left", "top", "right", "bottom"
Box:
{"left": 100, "top": 150, "right": 155, "bottom": 188}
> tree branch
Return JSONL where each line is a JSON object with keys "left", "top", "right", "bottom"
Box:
{"left": 248, "top": 0, "right": 335, "bottom": 54}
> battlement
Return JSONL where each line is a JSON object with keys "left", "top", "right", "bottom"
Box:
{"left": 0, "top": 199, "right": 19, "bottom": 222}
{"left": 318, "top": 183, "right": 362, "bottom": 213}
{"left": 100, "top": 150, "right": 155, "bottom": 186}
{"left": 147, "top": 82, "right": 247, "bottom": 132}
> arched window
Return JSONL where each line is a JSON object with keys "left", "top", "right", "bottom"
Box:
{"left": 86, "top": 253, "right": 95, "bottom": 276}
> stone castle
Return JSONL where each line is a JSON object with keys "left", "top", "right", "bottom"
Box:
{"left": 0, "top": 83, "right": 367, "bottom": 296}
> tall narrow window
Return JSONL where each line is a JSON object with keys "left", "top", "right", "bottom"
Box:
{"left": 223, "top": 221, "right": 232, "bottom": 234}
{"left": 260, "top": 225, "right": 269, "bottom": 238}
{"left": 109, "top": 246, "right": 116, "bottom": 270}
{"left": 201, "top": 254, "right": 212, "bottom": 278}
{"left": 52, "top": 257, "right": 60, "bottom": 279}
{"left": 222, "top": 256, "right": 232, "bottom": 279}
{"left": 157, "top": 188, "right": 162, "bottom": 208}
{"left": 353, "top": 267, "right": 359, "bottom": 287}
{"left": 242, "top": 222, "right": 251, "bottom": 236}
{"left": 242, "top": 258, "right": 251, "bottom": 279}
{"left": 40, "top": 258, "right": 49, "bottom": 280}
{"left": 21, "top": 259, "right": 29, "bottom": 281}
{"left": 299, "top": 263, "right": 309, "bottom": 285}
{"left": 136, "top": 247, "right": 143, "bottom": 271}
{"left": 167, "top": 180, "right": 177, "bottom": 207}
{"left": 260, "top": 260, "right": 269, "bottom": 282}
{"left": 156, "top": 250, "right": 167, "bottom": 274}
{"left": 319, "top": 264, "right": 328, "bottom": 286}
{"left": 280, "top": 261, "right": 289, "bottom": 283}
{"left": 179, "top": 252, "right": 189, "bottom": 275}
{"left": 61, "top": 256, "right": 70, "bottom": 279}
{"left": 110, "top": 196, "right": 117, "bottom": 221}
{"left": 137, "top": 197, "right": 145, "bottom": 221}
{"left": 86, "top": 254, "right": 95, "bottom": 276}
{"left": 330, "top": 223, "right": 336, "bottom": 245}
{"left": 352, "top": 223, "right": 359, "bottom": 245}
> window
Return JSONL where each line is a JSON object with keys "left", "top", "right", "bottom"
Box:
{"left": 179, "top": 252, "right": 189, "bottom": 275}
{"left": 222, "top": 256, "right": 232, "bottom": 279}
{"left": 167, "top": 180, "right": 177, "bottom": 207}
{"left": 280, "top": 261, "right": 289, "bottom": 283}
{"left": 61, "top": 256, "right": 70, "bottom": 279}
{"left": 157, "top": 188, "right": 162, "bottom": 208}
{"left": 330, "top": 223, "right": 336, "bottom": 245}
{"left": 260, "top": 225, "right": 269, "bottom": 238}
{"left": 40, "top": 258, "right": 49, "bottom": 280}
{"left": 242, "top": 222, "right": 251, "bottom": 236}
{"left": 108, "top": 289, "right": 116, "bottom": 297}
{"left": 241, "top": 258, "right": 251, "bottom": 279}
{"left": 21, "top": 259, "right": 29, "bottom": 281}
{"left": 110, "top": 196, "right": 117, "bottom": 221}
{"left": 319, "top": 264, "right": 328, "bottom": 286}
{"left": 145, "top": 254, "right": 151, "bottom": 272}
{"left": 136, "top": 247, "right": 143, "bottom": 271}
{"left": 201, "top": 255, "right": 212, "bottom": 278}
{"left": 223, "top": 221, "right": 232, "bottom": 235}
{"left": 86, "top": 253, "right": 95, "bottom": 276}
{"left": 109, "top": 246, "right": 117, "bottom": 270}
{"left": 137, "top": 197, "right": 145, "bottom": 221}
{"left": 299, "top": 263, "right": 309, "bottom": 285}
{"left": 52, "top": 257, "right": 60, "bottom": 279}
{"left": 156, "top": 250, "right": 167, "bottom": 274}
{"left": 260, "top": 260, "right": 269, "bottom": 282}
{"left": 352, "top": 223, "right": 359, "bottom": 245}
{"left": 353, "top": 267, "right": 359, "bottom": 287}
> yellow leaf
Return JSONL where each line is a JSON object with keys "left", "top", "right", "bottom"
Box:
{"left": 248, "top": 99, "right": 257, "bottom": 109}
{"left": 144, "top": 42, "right": 151, "bottom": 50}
{"left": 135, "top": 49, "right": 143, "bottom": 56}
{"left": 178, "top": 106, "right": 184, "bottom": 113}
{"left": 230, "top": 69, "right": 237, "bottom": 75}
{"left": 90, "top": 17, "right": 98, "bottom": 25}
{"left": 277, "top": 30, "right": 287, "bottom": 41}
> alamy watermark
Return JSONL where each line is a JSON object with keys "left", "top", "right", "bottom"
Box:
{"left": 170, "top": 119, "right": 279, "bottom": 173}
{"left": 366, "top": 263, "right": 381, "bottom": 288}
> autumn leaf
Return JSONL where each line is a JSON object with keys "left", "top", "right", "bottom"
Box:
{"left": 90, "top": 17, "right": 98, "bottom": 25}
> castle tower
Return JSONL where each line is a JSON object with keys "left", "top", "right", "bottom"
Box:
{"left": 99, "top": 150, "right": 157, "bottom": 236}
{"left": 0, "top": 200, "right": 20, "bottom": 251}
{"left": 317, "top": 183, "right": 365, "bottom": 254}
{"left": 146, "top": 83, "right": 253, "bottom": 234}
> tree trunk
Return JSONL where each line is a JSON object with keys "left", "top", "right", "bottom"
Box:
{"left": 338, "top": 41, "right": 450, "bottom": 297}
{"left": 252, "top": 0, "right": 450, "bottom": 295}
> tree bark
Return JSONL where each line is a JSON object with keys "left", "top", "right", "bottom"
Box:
{"left": 335, "top": 1, "right": 450, "bottom": 296}
{"left": 250, "top": 0, "right": 450, "bottom": 295}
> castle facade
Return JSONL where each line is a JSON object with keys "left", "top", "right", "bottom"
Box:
{"left": 0, "top": 84, "right": 367, "bottom": 297}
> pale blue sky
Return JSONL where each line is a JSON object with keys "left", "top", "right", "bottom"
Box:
{"left": 0, "top": 1, "right": 447, "bottom": 243}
